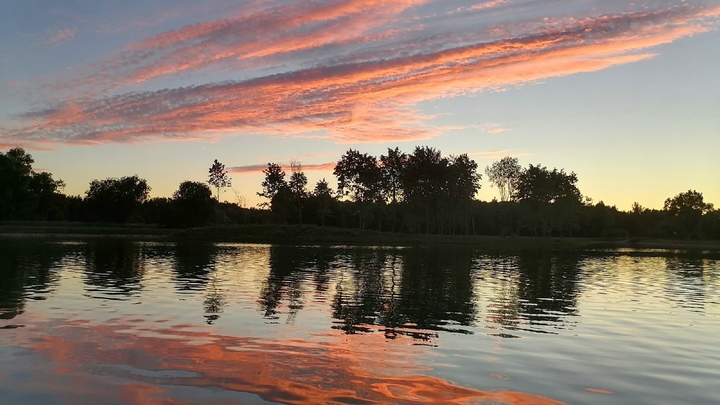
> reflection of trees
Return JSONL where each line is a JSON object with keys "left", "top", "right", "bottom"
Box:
{"left": 0, "top": 240, "right": 66, "bottom": 320}
{"left": 259, "top": 246, "right": 331, "bottom": 324}
{"left": 203, "top": 270, "right": 225, "bottom": 324}
{"left": 663, "top": 254, "right": 715, "bottom": 312}
{"left": 377, "top": 255, "right": 403, "bottom": 339}
{"left": 332, "top": 248, "right": 390, "bottom": 334}
{"left": 83, "top": 240, "right": 144, "bottom": 298}
{"left": 484, "top": 250, "right": 582, "bottom": 334}
{"left": 171, "top": 242, "right": 227, "bottom": 323}
{"left": 397, "top": 247, "right": 476, "bottom": 334}
{"left": 329, "top": 246, "right": 477, "bottom": 341}
{"left": 172, "top": 242, "right": 217, "bottom": 292}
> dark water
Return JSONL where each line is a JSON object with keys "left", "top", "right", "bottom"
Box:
{"left": 1, "top": 240, "right": 718, "bottom": 405}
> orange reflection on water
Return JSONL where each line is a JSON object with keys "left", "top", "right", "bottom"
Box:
{"left": 15, "top": 318, "right": 565, "bottom": 405}
{"left": 584, "top": 388, "right": 613, "bottom": 395}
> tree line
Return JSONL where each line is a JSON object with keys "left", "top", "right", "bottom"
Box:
{"left": 1, "top": 147, "right": 717, "bottom": 239}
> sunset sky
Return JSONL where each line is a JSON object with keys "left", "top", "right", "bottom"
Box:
{"left": 2, "top": 0, "right": 718, "bottom": 209}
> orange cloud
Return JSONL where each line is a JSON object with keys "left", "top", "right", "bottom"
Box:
{"left": 229, "top": 162, "right": 337, "bottom": 174}
{"left": 469, "top": 150, "right": 529, "bottom": 160}
{"left": 483, "top": 123, "right": 512, "bottom": 134}
{"left": 3, "top": 3, "right": 718, "bottom": 147}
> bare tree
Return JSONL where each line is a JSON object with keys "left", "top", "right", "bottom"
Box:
{"left": 485, "top": 156, "right": 521, "bottom": 202}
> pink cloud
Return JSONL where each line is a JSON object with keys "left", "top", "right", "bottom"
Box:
{"left": 46, "top": 27, "right": 77, "bottom": 45}
{"left": 451, "top": 0, "right": 510, "bottom": 13}
{"left": 2, "top": 2, "right": 718, "bottom": 148}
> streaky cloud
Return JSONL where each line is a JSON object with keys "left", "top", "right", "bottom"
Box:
{"left": 2, "top": 1, "right": 718, "bottom": 147}
{"left": 230, "top": 162, "right": 337, "bottom": 174}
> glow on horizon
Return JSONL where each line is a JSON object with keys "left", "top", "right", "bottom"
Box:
{"left": 1, "top": 0, "right": 718, "bottom": 210}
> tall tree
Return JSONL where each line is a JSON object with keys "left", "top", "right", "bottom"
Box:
{"left": 208, "top": 159, "right": 231, "bottom": 201}
{"left": 379, "top": 147, "right": 407, "bottom": 204}
{"left": 311, "top": 178, "right": 335, "bottom": 227}
{"left": 85, "top": 175, "right": 151, "bottom": 223}
{"left": 334, "top": 149, "right": 382, "bottom": 229}
{"left": 444, "top": 154, "right": 481, "bottom": 234}
{"left": 379, "top": 147, "right": 408, "bottom": 232}
{"left": 288, "top": 160, "right": 308, "bottom": 225}
{"left": 258, "top": 163, "right": 287, "bottom": 208}
{"left": 447, "top": 154, "right": 481, "bottom": 201}
{"left": 485, "top": 156, "right": 521, "bottom": 202}
{"left": 402, "top": 146, "right": 448, "bottom": 234}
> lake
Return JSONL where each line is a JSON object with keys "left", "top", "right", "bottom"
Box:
{"left": 1, "top": 239, "right": 718, "bottom": 404}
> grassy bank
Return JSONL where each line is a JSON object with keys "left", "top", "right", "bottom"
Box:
{"left": 171, "top": 224, "right": 597, "bottom": 249}
{"left": 0, "top": 221, "right": 173, "bottom": 239}
{"left": 2, "top": 222, "right": 718, "bottom": 251}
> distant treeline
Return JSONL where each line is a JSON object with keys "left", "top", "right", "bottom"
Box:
{"left": 1, "top": 147, "right": 717, "bottom": 239}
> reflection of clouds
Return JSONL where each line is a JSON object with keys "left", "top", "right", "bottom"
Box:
{"left": 10, "top": 317, "right": 564, "bottom": 405}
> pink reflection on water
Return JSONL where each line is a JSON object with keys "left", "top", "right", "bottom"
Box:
{"left": 3, "top": 315, "right": 566, "bottom": 405}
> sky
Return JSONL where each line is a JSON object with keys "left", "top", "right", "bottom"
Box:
{"left": 1, "top": 0, "right": 719, "bottom": 210}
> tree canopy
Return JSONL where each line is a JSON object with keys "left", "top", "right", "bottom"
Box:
{"left": 258, "top": 163, "right": 287, "bottom": 207}
{"left": 0, "top": 148, "right": 65, "bottom": 220}
{"left": 85, "top": 175, "right": 151, "bottom": 223}
{"left": 334, "top": 149, "right": 382, "bottom": 203}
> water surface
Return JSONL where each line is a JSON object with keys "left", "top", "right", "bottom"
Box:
{"left": 1, "top": 240, "right": 718, "bottom": 404}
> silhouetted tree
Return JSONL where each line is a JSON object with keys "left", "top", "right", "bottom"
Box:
{"left": 172, "top": 181, "right": 215, "bottom": 228}
{"left": 334, "top": 149, "right": 382, "bottom": 203}
{"left": 664, "top": 190, "right": 714, "bottom": 237}
{"left": 258, "top": 163, "right": 287, "bottom": 208}
{"left": 514, "top": 164, "right": 582, "bottom": 236}
{"left": 0, "top": 148, "right": 34, "bottom": 219}
{"left": 403, "top": 146, "right": 448, "bottom": 234}
{"left": 444, "top": 154, "right": 481, "bottom": 234}
{"left": 208, "top": 159, "right": 231, "bottom": 200}
{"left": 379, "top": 148, "right": 407, "bottom": 232}
{"left": 0, "top": 148, "right": 65, "bottom": 220}
{"left": 701, "top": 209, "right": 720, "bottom": 240}
{"left": 334, "top": 149, "right": 382, "bottom": 229}
{"left": 288, "top": 160, "right": 308, "bottom": 225}
{"left": 85, "top": 175, "right": 150, "bottom": 223}
{"left": 25, "top": 171, "right": 66, "bottom": 220}
{"left": 310, "top": 178, "right": 335, "bottom": 226}
{"left": 379, "top": 147, "right": 407, "bottom": 204}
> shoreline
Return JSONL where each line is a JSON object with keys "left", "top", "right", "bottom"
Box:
{"left": 2, "top": 224, "right": 719, "bottom": 251}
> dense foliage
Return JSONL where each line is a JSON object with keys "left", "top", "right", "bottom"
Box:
{"left": 1, "top": 147, "right": 718, "bottom": 239}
